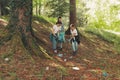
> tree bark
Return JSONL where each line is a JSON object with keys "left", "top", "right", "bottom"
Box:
{"left": 69, "top": 0, "right": 76, "bottom": 25}
{"left": 0, "top": 4, "right": 1, "bottom": 16}
{"left": 8, "top": 0, "right": 33, "bottom": 42}
{"left": 65, "top": 0, "right": 77, "bottom": 35}
{"left": 6, "top": 0, "right": 51, "bottom": 59}
{"left": 38, "top": 0, "right": 41, "bottom": 15}
{"left": 36, "top": 1, "right": 38, "bottom": 15}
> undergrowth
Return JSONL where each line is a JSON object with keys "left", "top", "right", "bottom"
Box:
{"left": 85, "top": 27, "right": 120, "bottom": 54}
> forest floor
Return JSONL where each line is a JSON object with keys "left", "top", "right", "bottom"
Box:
{"left": 0, "top": 18, "right": 120, "bottom": 80}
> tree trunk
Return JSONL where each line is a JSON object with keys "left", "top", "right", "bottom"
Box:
{"left": 36, "top": 1, "right": 38, "bottom": 15}
{"left": 65, "top": 0, "right": 76, "bottom": 35}
{"left": 38, "top": 0, "right": 41, "bottom": 15}
{"left": 5, "top": 0, "right": 51, "bottom": 59}
{"left": 0, "top": 4, "right": 1, "bottom": 16}
{"left": 8, "top": 0, "right": 33, "bottom": 46}
{"left": 69, "top": 0, "right": 76, "bottom": 25}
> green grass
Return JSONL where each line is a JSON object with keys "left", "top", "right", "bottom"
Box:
{"left": 42, "top": 16, "right": 56, "bottom": 24}
{"left": 85, "top": 27, "right": 120, "bottom": 54}
{"left": 33, "top": 15, "right": 55, "bottom": 25}
{"left": 0, "top": 15, "right": 10, "bottom": 21}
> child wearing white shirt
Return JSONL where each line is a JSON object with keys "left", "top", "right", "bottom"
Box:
{"left": 57, "top": 17, "right": 65, "bottom": 51}
{"left": 70, "top": 24, "right": 79, "bottom": 56}
{"left": 51, "top": 22, "right": 62, "bottom": 53}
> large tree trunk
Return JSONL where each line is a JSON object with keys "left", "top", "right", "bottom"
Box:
{"left": 4, "top": 0, "right": 51, "bottom": 59}
{"left": 69, "top": 0, "right": 76, "bottom": 25}
{"left": 8, "top": 0, "right": 33, "bottom": 50}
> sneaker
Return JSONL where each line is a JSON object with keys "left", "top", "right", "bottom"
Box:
{"left": 57, "top": 47, "right": 62, "bottom": 51}
{"left": 69, "top": 56, "right": 73, "bottom": 59}
{"left": 59, "top": 48, "right": 62, "bottom": 51}
{"left": 54, "top": 50, "right": 57, "bottom": 53}
{"left": 72, "top": 51, "right": 77, "bottom": 56}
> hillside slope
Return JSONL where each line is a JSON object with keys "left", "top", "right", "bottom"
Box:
{"left": 0, "top": 18, "right": 120, "bottom": 80}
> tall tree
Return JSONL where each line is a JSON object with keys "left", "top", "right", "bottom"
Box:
{"left": 1, "top": 0, "right": 51, "bottom": 58}
{"left": 65, "top": 0, "right": 77, "bottom": 35}
{"left": 0, "top": 3, "right": 1, "bottom": 16}
{"left": 69, "top": 0, "right": 76, "bottom": 25}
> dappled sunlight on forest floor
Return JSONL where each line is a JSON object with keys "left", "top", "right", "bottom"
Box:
{"left": 104, "top": 29, "right": 120, "bottom": 35}
{"left": 0, "top": 19, "right": 120, "bottom": 80}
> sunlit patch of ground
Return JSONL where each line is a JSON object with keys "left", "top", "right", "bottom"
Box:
{"left": 0, "top": 18, "right": 120, "bottom": 80}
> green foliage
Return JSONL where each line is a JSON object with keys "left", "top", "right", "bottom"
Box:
{"left": 85, "top": 27, "right": 120, "bottom": 53}
{"left": 87, "top": 0, "right": 120, "bottom": 31}
{"left": 33, "top": 15, "right": 53, "bottom": 25}
{"left": 110, "top": 20, "right": 120, "bottom": 31}
{"left": 46, "top": 0, "right": 69, "bottom": 17}
{"left": 76, "top": 1, "right": 88, "bottom": 27}
{"left": 114, "top": 36, "right": 120, "bottom": 53}
{"left": 84, "top": 0, "right": 120, "bottom": 53}
{"left": 33, "top": 0, "right": 42, "bottom": 15}
{"left": 9, "top": 0, "right": 29, "bottom": 9}
{"left": 89, "top": 19, "right": 107, "bottom": 29}
{"left": 0, "top": 15, "right": 10, "bottom": 21}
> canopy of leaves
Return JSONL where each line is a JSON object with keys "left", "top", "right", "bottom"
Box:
{"left": 46, "top": 0, "right": 69, "bottom": 17}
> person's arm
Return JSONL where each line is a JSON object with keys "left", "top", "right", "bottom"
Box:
{"left": 51, "top": 25, "right": 56, "bottom": 36}
{"left": 51, "top": 29, "right": 55, "bottom": 35}
{"left": 71, "top": 29, "right": 77, "bottom": 38}
{"left": 73, "top": 29, "right": 78, "bottom": 36}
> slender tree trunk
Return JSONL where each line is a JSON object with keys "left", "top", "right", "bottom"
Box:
{"left": 69, "top": 0, "right": 76, "bottom": 25}
{"left": 38, "top": 0, "right": 41, "bottom": 15}
{"left": 0, "top": 4, "right": 1, "bottom": 16}
{"left": 36, "top": 1, "right": 38, "bottom": 15}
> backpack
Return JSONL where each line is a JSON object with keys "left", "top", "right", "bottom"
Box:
{"left": 76, "top": 28, "right": 81, "bottom": 44}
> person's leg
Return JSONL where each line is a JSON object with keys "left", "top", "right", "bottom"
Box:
{"left": 59, "top": 42, "right": 63, "bottom": 50}
{"left": 72, "top": 40, "right": 78, "bottom": 56}
{"left": 57, "top": 41, "right": 63, "bottom": 51}
{"left": 74, "top": 41, "right": 78, "bottom": 53}
{"left": 72, "top": 41, "right": 76, "bottom": 52}
{"left": 60, "top": 42, "right": 62, "bottom": 48}
{"left": 52, "top": 36, "right": 57, "bottom": 53}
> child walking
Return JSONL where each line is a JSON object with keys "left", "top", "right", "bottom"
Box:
{"left": 51, "top": 22, "right": 62, "bottom": 53}
{"left": 57, "top": 17, "right": 65, "bottom": 51}
{"left": 70, "top": 24, "right": 79, "bottom": 56}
